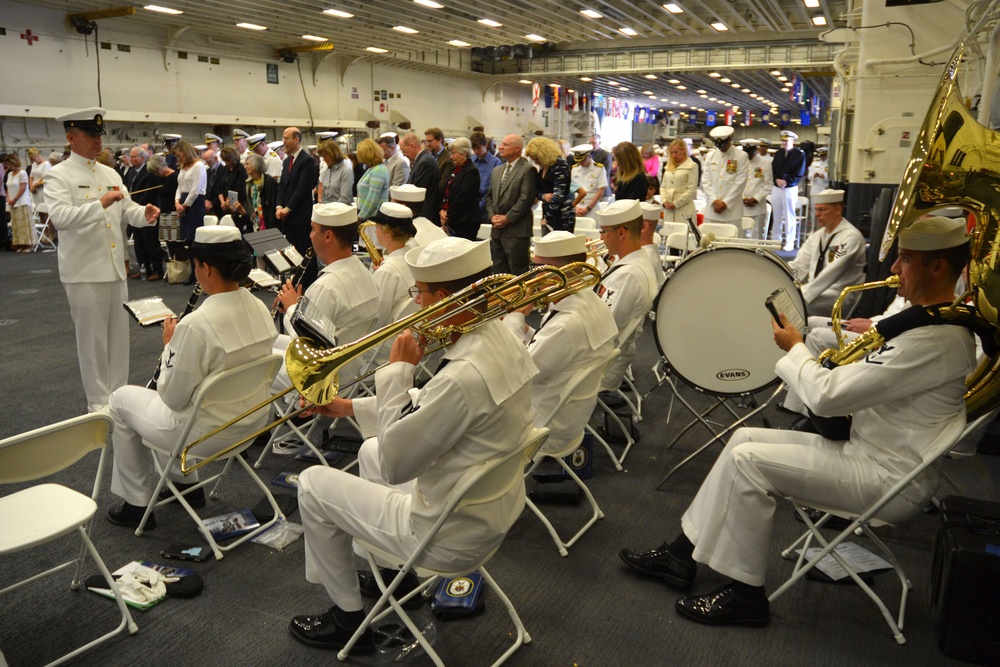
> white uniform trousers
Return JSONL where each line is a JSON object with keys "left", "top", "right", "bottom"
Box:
{"left": 299, "top": 438, "right": 480, "bottom": 612}
{"left": 680, "top": 427, "right": 921, "bottom": 587}
{"left": 768, "top": 185, "right": 799, "bottom": 250}
{"left": 745, "top": 212, "right": 768, "bottom": 239}
{"left": 108, "top": 385, "right": 201, "bottom": 506}
{"left": 64, "top": 281, "right": 130, "bottom": 412}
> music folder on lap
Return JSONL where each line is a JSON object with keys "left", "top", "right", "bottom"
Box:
{"left": 124, "top": 297, "right": 176, "bottom": 327}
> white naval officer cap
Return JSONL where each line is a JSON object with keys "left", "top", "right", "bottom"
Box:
{"left": 194, "top": 144, "right": 207, "bottom": 152}
{"left": 532, "top": 231, "right": 587, "bottom": 258}
{"left": 204, "top": 133, "right": 222, "bottom": 144}
{"left": 307, "top": 145, "right": 317, "bottom": 151}
{"left": 232, "top": 129, "right": 250, "bottom": 140}
{"left": 378, "top": 132, "right": 398, "bottom": 144}
{"left": 57, "top": 107, "right": 108, "bottom": 135}
{"left": 639, "top": 202, "right": 662, "bottom": 221}
{"left": 899, "top": 216, "right": 968, "bottom": 251}
{"left": 312, "top": 202, "right": 359, "bottom": 227}
{"left": 709, "top": 126, "right": 735, "bottom": 140}
{"left": 390, "top": 184, "right": 426, "bottom": 202}
{"left": 781, "top": 130, "right": 798, "bottom": 140}
{"left": 571, "top": 143, "right": 593, "bottom": 155}
{"left": 740, "top": 138, "right": 760, "bottom": 146}
{"left": 812, "top": 188, "right": 845, "bottom": 205}
{"left": 162, "top": 133, "right": 182, "bottom": 145}
{"left": 317, "top": 131, "right": 338, "bottom": 140}
{"left": 248, "top": 133, "right": 267, "bottom": 149}
{"left": 595, "top": 199, "right": 642, "bottom": 227}
{"left": 405, "top": 237, "right": 491, "bottom": 283}
{"left": 268, "top": 140, "right": 284, "bottom": 151}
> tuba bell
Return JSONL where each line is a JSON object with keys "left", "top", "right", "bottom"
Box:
{"left": 824, "top": 44, "right": 1000, "bottom": 418}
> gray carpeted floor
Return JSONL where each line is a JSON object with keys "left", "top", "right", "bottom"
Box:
{"left": 1, "top": 248, "right": 996, "bottom": 667}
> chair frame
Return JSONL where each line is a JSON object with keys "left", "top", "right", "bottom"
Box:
{"left": 339, "top": 427, "right": 550, "bottom": 666}
{"left": 769, "top": 414, "right": 987, "bottom": 645}
{"left": 0, "top": 413, "right": 138, "bottom": 666}
{"left": 592, "top": 318, "right": 644, "bottom": 470}
{"left": 135, "top": 354, "right": 287, "bottom": 560}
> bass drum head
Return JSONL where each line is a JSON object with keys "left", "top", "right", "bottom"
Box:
{"left": 653, "top": 246, "right": 806, "bottom": 396}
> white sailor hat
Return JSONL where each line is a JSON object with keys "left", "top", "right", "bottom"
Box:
{"left": 929, "top": 206, "right": 965, "bottom": 218}
{"left": 740, "top": 138, "right": 761, "bottom": 146}
{"left": 390, "top": 184, "right": 426, "bottom": 202}
{"left": 595, "top": 199, "right": 642, "bottom": 227}
{"left": 203, "top": 215, "right": 219, "bottom": 226}
{"left": 780, "top": 130, "right": 798, "bottom": 140}
{"left": 190, "top": 225, "right": 251, "bottom": 263}
{"left": 248, "top": 133, "right": 267, "bottom": 148}
{"left": 312, "top": 202, "right": 358, "bottom": 227}
{"left": 204, "top": 133, "right": 222, "bottom": 144}
{"left": 759, "top": 138, "right": 772, "bottom": 146}
{"left": 639, "top": 202, "right": 662, "bottom": 221}
{"left": 219, "top": 214, "right": 236, "bottom": 227}
{"left": 571, "top": 143, "right": 593, "bottom": 155}
{"left": 268, "top": 140, "right": 284, "bottom": 151}
{"left": 372, "top": 202, "right": 417, "bottom": 236}
{"left": 377, "top": 132, "right": 398, "bottom": 144}
{"left": 405, "top": 237, "right": 491, "bottom": 283}
{"left": 307, "top": 145, "right": 317, "bottom": 151}
{"left": 195, "top": 144, "right": 207, "bottom": 152}
{"left": 162, "top": 134, "right": 182, "bottom": 145}
{"left": 57, "top": 107, "right": 107, "bottom": 135}
{"left": 317, "top": 131, "right": 338, "bottom": 140}
{"left": 709, "top": 126, "right": 735, "bottom": 140}
{"left": 816, "top": 146, "right": 829, "bottom": 153}
{"left": 194, "top": 225, "right": 241, "bottom": 244}
{"left": 899, "top": 216, "right": 968, "bottom": 251}
{"left": 532, "top": 231, "right": 586, "bottom": 258}
{"left": 812, "top": 188, "right": 845, "bottom": 205}
{"left": 232, "top": 129, "right": 250, "bottom": 140}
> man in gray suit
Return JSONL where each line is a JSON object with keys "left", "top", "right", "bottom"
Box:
{"left": 486, "top": 134, "right": 537, "bottom": 274}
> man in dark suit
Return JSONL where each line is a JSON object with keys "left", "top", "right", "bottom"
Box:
{"left": 425, "top": 127, "right": 454, "bottom": 200}
{"left": 276, "top": 126, "right": 320, "bottom": 286}
{"left": 401, "top": 132, "right": 440, "bottom": 225}
{"left": 202, "top": 148, "right": 223, "bottom": 215}
{"left": 486, "top": 134, "right": 537, "bottom": 274}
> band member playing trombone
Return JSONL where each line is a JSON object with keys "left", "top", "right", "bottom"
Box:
{"left": 289, "top": 237, "right": 538, "bottom": 653}
{"left": 106, "top": 227, "right": 277, "bottom": 528}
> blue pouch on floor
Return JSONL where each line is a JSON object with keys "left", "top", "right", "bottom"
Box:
{"left": 430, "top": 572, "right": 486, "bottom": 620}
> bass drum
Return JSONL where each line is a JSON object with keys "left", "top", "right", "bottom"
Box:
{"left": 653, "top": 245, "right": 807, "bottom": 396}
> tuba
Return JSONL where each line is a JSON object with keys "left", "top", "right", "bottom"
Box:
{"left": 823, "top": 44, "right": 1000, "bottom": 418}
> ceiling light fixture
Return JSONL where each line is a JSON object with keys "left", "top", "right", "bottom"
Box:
{"left": 663, "top": 3, "right": 684, "bottom": 13}
{"left": 478, "top": 18, "right": 502, "bottom": 27}
{"left": 302, "top": 35, "right": 327, "bottom": 41}
{"left": 448, "top": 39, "right": 470, "bottom": 47}
{"left": 323, "top": 8, "right": 353, "bottom": 18}
{"left": 804, "top": 0, "right": 820, "bottom": 6}
{"left": 770, "top": 70, "right": 781, "bottom": 76}
{"left": 812, "top": 15, "right": 827, "bottom": 26}
{"left": 644, "top": 74, "right": 658, "bottom": 79}
{"left": 414, "top": 0, "right": 444, "bottom": 7}
{"left": 619, "top": 27, "right": 638, "bottom": 36}
{"left": 144, "top": 5, "right": 183, "bottom": 14}
{"left": 580, "top": 9, "right": 602, "bottom": 18}
{"left": 525, "top": 34, "right": 546, "bottom": 42}
{"left": 393, "top": 26, "right": 419, "bottom": 33}
{"left": 711, "top": 22, "right": 728, "bottom": 31}
{"left": 720, "top": 77, "right": 731, "bottom": 83}
{"left": 236, "top": 22, "right": 267, "bottom": 30}
{"left": 709, "top": 72, "right": 721, "bottom": 78}
{"left": 518, "top": 79, "right": 533, "bottom": 84}
{"left": 676, "top": 85, "right": 686, "bottom": 90}
{"left": 366, "top": 46, "right": 388, "bottom": 53}
{"left": 580, "top": 76, "right": 593, "bottom": 81}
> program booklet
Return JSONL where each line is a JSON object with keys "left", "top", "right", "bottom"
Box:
{"left": 795, "top": 541, "right": 893, "bottom": 581}
{"left": 124, "top": 297, "right": 176, "bottom": 327}
{"left": 203, "top": 508, "right": 260, "bottom": 541}
{"left": 247, "top": 268, "right": 280, "bottom": 288}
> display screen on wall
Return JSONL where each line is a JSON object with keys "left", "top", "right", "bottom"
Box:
{"left": 266, "top": 63, "right": 279, "bottom": 85}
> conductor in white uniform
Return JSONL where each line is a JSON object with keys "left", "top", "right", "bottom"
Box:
{"left": 45, "top": 107, "right": 160, "bottom": 412}
{"left": 106, "top": 226, "right": 277, "bottom": 528}
{"left": 700, "top": 126, "right": 749, "bottom": 232}
{"left": 287, "top": 237, "right": 538, "bottom": 653}
{"left": 787, "top": 189, "right": 867, "bottom": 317}
{"left": 504, "top": 232, "right": 618, "bottom": 453}
{"left": 619, "top": 216, "right": 976, "bottom": 627}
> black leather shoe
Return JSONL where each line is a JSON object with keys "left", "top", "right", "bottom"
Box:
{"left": 675, "top": 583, "right": 770, "bottom": 627}
{"left": 358, "top": 569, "right": 423, "bottom": 609}
{"left": 157, "top": 483, "right": 206, "bottom": 508}
{"left": 619, "top": 543, "right": 696, "bottom": 591}
{"left": 289, "top": 607, "right": 375, "bottom": 652}
{"left": 107, "top": 502, "right": 156, "bottom": 530}
{"left": 599, "top": 391, "right": 627, "bottom": 409}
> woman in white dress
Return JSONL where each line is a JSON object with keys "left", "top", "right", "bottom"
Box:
{"left": 5, "top": 155, "right": 34, "bottom": 252}
{"left": 28, "top": 148, "right": 51, "bottom": 235}
{"left": 659, "top": 138, "right": 698, "bottom": 224}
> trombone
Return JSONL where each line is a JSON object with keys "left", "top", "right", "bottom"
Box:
{"left": 179, "top": 261, "right": 602, "bottom": 474}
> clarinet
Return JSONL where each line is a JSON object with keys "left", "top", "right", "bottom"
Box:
{"left": 147, "top": 283, "right": 204, "bottom": 389}
{"left": 272, "top": 247, "right": 316, "bottom": 328}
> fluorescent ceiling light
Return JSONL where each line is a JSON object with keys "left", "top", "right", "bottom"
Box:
{"left": 323, "top": 8, "right": 353, "bottom": 18}
{"left": 144, "top": 5, "right": 183, "bottom": 14}
{"left": 804, "top": 0, "right": 820, "bottom": 6}
{"left": 525, "top": 34, "right": 546, "bottom": 42}
{"left": 668, "top": 78, "right": 680, "bottom": 84}
{"left": 770, "top": 70, "right": 781, "bottom": 76}
{"left": 550, "top": 83, "right": 561, "bottom": 88}
{"left": 236, "top": 22, "right": 267, "bottom": 30}
{"left": 303, "top": 35, "right": 327, "bottom": 41}
{"left": 720, "top": 77, "right": 731, "bottom": 83}
{"left": 812, "top": 15, "right": 827, "bottom": 26}
{"left": 663, "top": 3, "right": 684, "bottom": 13}
{"left": 778, "top": 75, "right": 788, "bottom": 81}
{"left": 367, "top": 46, "right": 389, "bottom": 53}
{"left": 519, "top": 79, "right": 533, "bottom": 84}
{"left": 711, "top": 22, "right": 728, "bottom": 31}
{"left": 696, "top": 89, "right": 706, "bottom": 93}
{"left": 448, "top": 39, "right": 470, "bottom": 47}
{"left": 580, "top": 9, "right": 602, "bottom": 18}
{"left": 393, "top": 26, "right": 419, "bottom": 33}
{"left": 643, "top": 90, "right": 654, "bottom": 95}
{"left": 618, "top": 87, "right": 629, "bottom": 91}
{"left": 709, "top": 72, "right": 721, "bottom": 78}
{"left": 699, "top": 94, "right": 708, "bottom": 98}
{"left": 478, "top": 18, "right": 502, "bottom": 27}
{"left": 644, "top": 74, "right": 657, "bottom": 79}
{"left": 414, "top": 0, "right": 444, "bottom": 7}
{"left": 781, "top": 87, "right": 790, "bottom": 92}
{"left": 619, "top": 27, "right": 638, "bottom": 36}
{"left": 675, "top": 85, "right": 686, "bottom": 90}
{"left": 741, "top": 88, "right": 750, "bottom": 92}
{"left": 731, "top": 83, "right": 740, "bottom": 88}
{"left": 607, "top": 80, "right": 619, "bottom": 86}
{"left": 567, "top": 89, "right": 575, "bottom": 93}
{"left": 580, "top": 76, "right": 593, "bottom": 81}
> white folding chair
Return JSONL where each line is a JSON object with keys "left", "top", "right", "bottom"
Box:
{"left": 0, "top": 414, "right": 138, "bottom": 666}
{"left": 477, "top": 224, "right": 492, "bottom": 241}
{"left": 664, "top": 231, "right": 697, "bottom": 264}
{"left": 32, "top": 204, "right": 56, "bottom": 252}
{"left": 575, "top": 228, "right": 601, "bottom": 241}
{"left": 525, "top": 352, "right": 616, "bottom": 556}
{"left": 575, "top": 216, "right": 598, "bottom": 230}
{"left": 795, "top": 195, "right": 811, "bottom": 246}
{"left": 590, "top": 317, "right": 644, "bottom": 470}
{"left": 699, "top": 221, "right": 738, "bottom": 239}
{"left": 342, "top": 427, "right": 550, "bottom": 666}
{"left": 137, "top": 354, "right": 288, "bottom": 560}
{"left": 769, "top": 414, "right": 990, "bottom": 645}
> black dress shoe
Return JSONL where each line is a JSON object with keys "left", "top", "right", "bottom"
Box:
{"left": 107, "top": 502, "right": 156, "bottom": 530}
{"left": 289, "top": 606, "right": 375, "bottom": 652}
{"left": 157, "top": 483, "right": 207, "bottom": 508}
{"left": 358, "top": 569, "right": 423, "bottom": 609}
{"left": 599, "top": 391, "right": 627, "bottom": 409}
{"left": 618, "top": 542, "right": 696, "bottom": 591}
{"left": 675, "top": 583, "right": 770, "bottom": 627}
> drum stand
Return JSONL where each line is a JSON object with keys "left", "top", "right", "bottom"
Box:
{"left": 653, "top": 372, "right": 785, "bottom": 490}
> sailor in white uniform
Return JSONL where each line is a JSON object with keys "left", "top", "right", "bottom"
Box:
{"left": 248, "top": 133, "right": 282, "bottom": 182}
{"left": 620, "top": 216, "right": 976, "bottom": 628}
{"left": 389, "top": 183, "right": 448, "bottom": 246}
{"left": 639, "top": 202, "right": 667, "bottom": 288}
{"left": 105, "top": 226, "right": 277, "bottom": 528}
{"left": 700, "top": 126, "right": 749, "bottom": 233}
{"left": 288, "top": 237, "right": 538, "bottom": 653}
{"left": 45, "top": 107, "right": 160, "bottom": 412}
{"left": 740, "top": 139, "right": 773, "bottom": 239}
